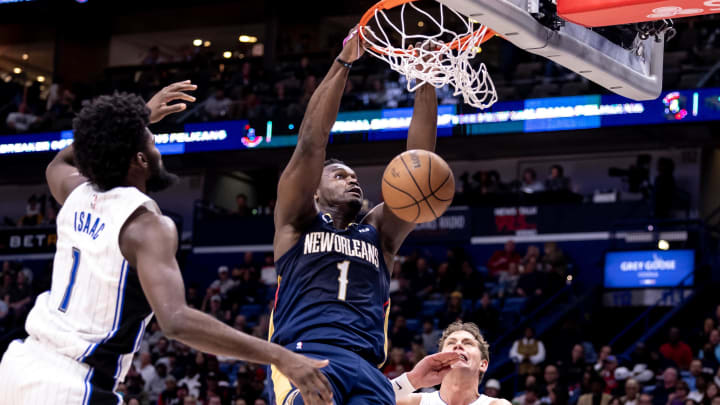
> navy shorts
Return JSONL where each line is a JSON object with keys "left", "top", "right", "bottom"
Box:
{"left": 268, "top": 342, "right": 394, "bottom": 405}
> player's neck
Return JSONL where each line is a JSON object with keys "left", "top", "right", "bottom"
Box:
{"left": 439, "top": 371, "right": 480, "bottom": 405}
{"left": 318, "top": 204, "right": 355, "bottom": 230}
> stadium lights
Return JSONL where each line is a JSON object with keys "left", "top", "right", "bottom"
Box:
{"left": 36, "top": 76, "right": 45, "bottom": 83}
{"left": 222, "top": 51, "right": 232, "bottom": 59}
{"left": 238, "top": 35, "right": 258, "bottom": 43}
{"left": 21, "top": 53, "right": 28, "bottom": 61}
{"left": 192, "top": 39, "right": 203, "bottom": 47}
{"left": 13, "top": 67, "right": 22, "bottom": 74}
{"left": 658, "top": 240, "right": 670, "bottom": 250}
{"left": 203, "top": 41, "right": 212, "bottom": 48}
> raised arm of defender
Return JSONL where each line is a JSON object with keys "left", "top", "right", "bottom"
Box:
{"left": 120, "top": 209, "right": 333, "bottom": 405}
{"left": 273, "top": 29, "right": 366, "bottom": 258}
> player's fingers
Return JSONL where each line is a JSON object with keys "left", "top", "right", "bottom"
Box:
{"left": 431, "top": 351, "right": 462, "bottom": 363}
{"left": 159, "top": 103, "right": 186, "bottom": 115}
{"left": 164, "top": 92, "right": 197, "bottom": 102}
{"left": 166, "top": 80, "right": 194, "bottom": 91}
{"left": 310, "top": 358, "right": 330, "bottom": 369}
{"left": 315, "top": 369, "right": 333, "bottom": 399}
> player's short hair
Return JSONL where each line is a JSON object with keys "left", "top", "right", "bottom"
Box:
{"left": 72, "top": 93, "right": 150, "bottom": 191}
{"left": 324, "top": 158, "right": 346, "bottom": 167}
{"left": 438, "top": 321, "right": 490, "bottom": 362}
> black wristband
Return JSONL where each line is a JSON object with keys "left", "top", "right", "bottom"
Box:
{"left": 336, "top": 58, "right": 353, "bottom": 69}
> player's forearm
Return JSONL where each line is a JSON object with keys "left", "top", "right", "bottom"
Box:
{"left": 163, "top": 306, "right": 287, "bottom": 365}
{"left": 49, "top": 145, "right": 76, "bottom": 169}
{"left": 407, "top": 83, "right": 437, "bottom": 152}
{"left": 296, "top": 60, "right": 350, "bottom": 152}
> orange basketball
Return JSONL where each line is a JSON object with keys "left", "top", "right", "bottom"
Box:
{"left": 381, "top": 149, "right": 455, "bottom": 224}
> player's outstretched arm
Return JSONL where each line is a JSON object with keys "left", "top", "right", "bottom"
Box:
{"left": 364, "top": 83, "right": 438, "bottom": 259}
{"left": 274, "top": 28, "right": 365, "bottom": 255}
{"left": 120, "top": 209, "right": 333, "bottom": 405}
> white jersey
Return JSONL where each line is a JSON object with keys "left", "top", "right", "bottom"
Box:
{"left": 24, "top": 182, "right": 160, "bottom": 389}
{"left": 420, "top": 392, "right": 497, "bottom": 405}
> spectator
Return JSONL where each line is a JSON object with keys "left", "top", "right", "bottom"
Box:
{"left": 390, "top": 315, "right": 414, "bottom": 350}
{"left": 542, "top": 364, "right": 563, "bottom": 402}
{"left": 434, "top": 262, "right": 458, "bottom": 296}
{"left": 514, "top": 385, "right": 542, "bottom": 405}
{"left": 142, "top": 46, "right": 164, "bottom": 65}
{"left": 560, "top": 344, "right": 587, "bottom": 389}
{"left": 485, "top": 379, "right": 502, "bottom": 397}
{"left": 521, "top": 168, "right": 545, "bottom": 193}
{"left": 688, "top": 374, "right": 707, "bottom": 403}
{"left": 158, "top": 376, "right": 178, "bottom": 404}
{"left": 516, "top": 257, "right": 544, "bottom": 298}
{"left": 471, "top": 292, "right": 499, "bottom": 338}
{"left": 235, "top": 194, "right": 251, "bottom": 217}
{"left": 686, "top": 360, "right": 704, "bottom": 390}
{"left": 698, "top": 330, "right": 720, "bottom": 369}
{"left": 209, "top": 266, "right": 235, "bottom": 298}
{"left": 638, "top": 394, "right": 654, "bottom": 405}
{"left": 421, "top": 319, "right": 442, "bottom": 355}
{"left": 541, "top": 242, "right": 567, "bottom": 275}
{"left": 522, "top": 246, "right": 541, "bottom": 268}
{"left": 660, "top": 327, "right": 694, "bottom": 370}
{"left": 147, "top": 363, "right": 171, "bottom": 402}
{"left": 510, "top": 327, "right": 547, "bottom": 375}
{"left": 439, "top": 291, "right": 467, "bottom": 328}
{"left": 545, "top": 165, "right": 571, "bottom": 191}
{"left": 408, "top": 257, "right": 434, "bottom": 299}
{"left": 578, "top": 374, "right": 612, "bottom": 405}
{"left": 457, "top": 260, "right": 485, "bottom": 301}
{"left": 382, "top": 347, "right": 412, "bottom": 379}
{"left": 601, "top": 356, "right": 619, "bottom": 395}
{"left": 204, "top": 89, "right": 233, "bottom": 119}
{"left": 694, "top": 319, "right": 716, "bottom": 352}
{"left": 705, "top": 383, "right": 719, "bottom": 405}
{"left": 488, "top": 240, "right": 522, "bottom": 277}
{"left": 595, "top": 346, "right": 613, "bottom": 371}
{"left": 654, "top": 368, "right": 679, "bottom": 405}
{"left": 19, "top": 195, "right": 43, "bottom": 226}
{"left": 497, "top": 262, "right": 521, "bottom": 298}
{"left": 178, "top": 366, "right": 202, "bottom": 398}
{"left": 137, "top": 351, "right": 157, "bottom": 388}
{"left": 670, "top": 381, "right": 691, "bottom": 405}
{"left": 621, "top": 379, "right": 641, "bottom": 405}
{"left": 259, "top": 254, "right": 277, "bottom": 287}
{"left": 6, "top": 103, "right": 38, "bottom": 132}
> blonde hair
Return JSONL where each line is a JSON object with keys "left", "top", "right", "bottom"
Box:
{"left": 438, "top": 321, "right": 490, "bottom": 362}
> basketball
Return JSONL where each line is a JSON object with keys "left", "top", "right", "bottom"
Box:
{"left": 382, "top": 149, "right": 455, "bottom": 223}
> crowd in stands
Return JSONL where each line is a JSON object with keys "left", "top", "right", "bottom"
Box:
{"left": 2, "top": 235, "right": 720, "bottom": 405}
{"left": 2, "top": 16, "right": 720, "bottom": 136}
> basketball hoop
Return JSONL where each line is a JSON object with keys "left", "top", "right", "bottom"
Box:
{"left": 358, "top": 0, "right": 498, "bottom": 109}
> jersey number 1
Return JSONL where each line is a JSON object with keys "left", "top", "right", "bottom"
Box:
{"left": 58, "top": 247, "right": 81, "bottom": 312}
{"left": 337, "top": 260, "right": 350, "bottom": 301}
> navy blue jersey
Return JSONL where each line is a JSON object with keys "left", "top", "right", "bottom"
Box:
{"left": 270, "top": 213, "right": 391, "bottom": 366}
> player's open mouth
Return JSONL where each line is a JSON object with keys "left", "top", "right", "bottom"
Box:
{"left": 457, "top": 353, "right": 468, "bottom": 362}
{"left": 348, "top": 187, "right": 362, "bottom": 196}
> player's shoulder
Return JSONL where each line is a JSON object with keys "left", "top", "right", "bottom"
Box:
{"left": 120, "top": 207, "right": 177, "bottom": 249}
{"left": 487, "top": 397, "right": 512, "bottom": 405}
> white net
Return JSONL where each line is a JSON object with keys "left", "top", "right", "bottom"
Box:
{"left": 359, "top": 0, "right": 498, "bottom": 109}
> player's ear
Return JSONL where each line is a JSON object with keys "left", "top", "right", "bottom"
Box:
{"left": 132, "top": 151, "right": 150, "bottom": 169}
{"left": 479, "top": 359, "right": 489, "bottom": 372}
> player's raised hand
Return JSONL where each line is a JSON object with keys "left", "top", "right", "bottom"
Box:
{"left": 407, "top": 351, "right": 462, "bottom": 389}
{"left": 340, "top": 25, "right": 367, "bottom": 63}
{"left": 277, "top": 351, "right": 333, "bottom": 405}
{"left": 146, "top": 80, "right": 197, "bottom": 124}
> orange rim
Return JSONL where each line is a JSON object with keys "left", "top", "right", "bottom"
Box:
{"left": 358, "top": 0, "right": 495, "bottom": 56}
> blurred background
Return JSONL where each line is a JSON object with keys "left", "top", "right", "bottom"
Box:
{"left": 2, "top": 1, "right": 720, "bottom": 405}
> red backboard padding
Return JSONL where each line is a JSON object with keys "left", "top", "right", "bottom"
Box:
{"left": 557, "top": 0, "right": 720, "bottom": 27}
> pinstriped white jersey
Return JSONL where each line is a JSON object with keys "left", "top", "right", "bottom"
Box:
{"left": 420, "top": 392, "right": 496, "bottom": 405}
{"left": 25, "top": 182, "right": 160, "bottom": 386}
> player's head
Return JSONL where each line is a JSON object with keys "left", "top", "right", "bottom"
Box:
{"left": 73, "top": 92, "right": 177, "bottom": 192}
{"left": 315, "top": 158, "right": 363, "bottom": 216}
{"left": 438, "top": 321, "right": 490, "bottom": 380}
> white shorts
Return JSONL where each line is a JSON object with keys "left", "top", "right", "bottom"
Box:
{"left": 0, "top": 337, "right": 120, "bottom": 405}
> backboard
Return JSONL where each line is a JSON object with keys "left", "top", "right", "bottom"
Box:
{"left": 437, "top": 0, "right": 669, "bottom": 100}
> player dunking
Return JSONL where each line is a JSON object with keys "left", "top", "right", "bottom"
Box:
{"left": 393, "top": 321, "right": 511, "bottom": 405}
{"left": 0, "top": 83, "right": 332, "bottom": 405}
{"left": 268, "top": 29, "right": 439, "bottom": 405}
